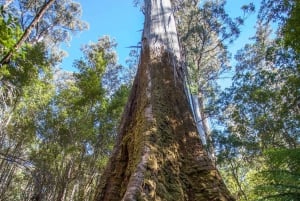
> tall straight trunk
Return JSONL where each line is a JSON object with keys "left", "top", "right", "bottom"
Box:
{"left": 94, "top": 0, "right": 233, "bottom": 200}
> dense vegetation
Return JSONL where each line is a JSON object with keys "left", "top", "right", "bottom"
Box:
{"left": 0, "top": 0, "right": 299, "bottom": 200}
{"left": 214, "top": 1, "right": 300, "bottom": 200}
{"left": 0, "top": 1, "right": 131, "bottom": 200}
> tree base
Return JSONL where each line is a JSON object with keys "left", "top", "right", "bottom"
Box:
{"left": 94, "top": 48, "right": 234, "bottom": 201}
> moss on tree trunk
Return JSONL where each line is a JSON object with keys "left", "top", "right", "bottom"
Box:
{"left": 94, "top": 0, "right": 233, "bottom": 200}
{"left": 94, "top": 46, "right": 233, "bottom": 201}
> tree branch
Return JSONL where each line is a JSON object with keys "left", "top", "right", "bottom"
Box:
{"left": 0, "top": 0, "right": 56, "bottom": 66}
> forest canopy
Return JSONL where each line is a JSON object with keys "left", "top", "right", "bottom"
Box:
{"left": 0, "top": 0, "right": 299, "bottom": 200}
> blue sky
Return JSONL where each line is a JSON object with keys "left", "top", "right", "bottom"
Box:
{"left": 60, "top": 0, "right": 143, "bottom": 71}
{"left": 60, "top": 0, "right": 258, "bottom": 73}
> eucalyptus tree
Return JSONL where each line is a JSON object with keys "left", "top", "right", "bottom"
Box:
{"left": 0, "top": 10, "right": 53, "bottom": 197}
{"left": 0, "top": 0, "right": 57, "bottom": 65}
{"left": 214, "top": 0, "right": 300, "bottom": 199}
{"left": 0, "top": 1, "right": 87, "bottom": 198}
{"left": 0, "top": 68, "right": 54, "bottom": 200}
{"left": 0, "top": 2, "right": 85, "bottom": 200}
{"left": 0, "top": 9, "right": 22, "bottom": 137}
{"left": 172, "top": 0, "right": 254, "bottom": 159}
{"left": 94, "top": 0, "right": 233, "bottom": 200}
{"left": 20, "top": 36, "right": 129, "bottom": 201}
{"left": 0, "top": 0, "right": 87, "bottom": 131}
{"left": 1, "top": 0, "right": 88, "bottom": 65}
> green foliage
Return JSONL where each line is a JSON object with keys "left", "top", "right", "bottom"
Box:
{"left": 0, "top": 9, "right": 50, "bottom": 88}
{"left": 176, "top": 0, "right": 238, "bottom": 94}
{"left": 8, "top": 43, "right": 50, "bottom": 87}
{"left": 75, "top": 52, "right": 106, "bottom": 104}
{"left": 3, "top": 0, "right": 88, "bottom": 64}
{"left": 0, "top": 1, "right": 97, "bottom": 200}
{"left": 217, "top": 22, "right": 299, "bottom": 152}
{"left": 107, "top": 84, "right": 130, "bottom": 119}
{"left": 16, "top": 37, "right": 129, "bottom": 200}
{"left": 214, "top": 1, "right": 300, "bottom": 200}
{"left": 0, "top": 9, "right": 129, "bottom": 199}
{"left": 251, "top": 148, "right": 300, "bottom": 201}
{"left": 173, "top": 0, "right": 249, "bottom": 158}
{"left": 2, "top": 0, "right": 298, "bottom": 200}
{"left": 283, "top": 0, "right": 300, "bottom": 54}
{"left": 0, "top": 13, "right": 22, "bottom": 54}
{"left": 0, "top": 12, "right": 21, "bottom": 77}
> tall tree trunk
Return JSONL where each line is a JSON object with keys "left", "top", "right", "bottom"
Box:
{"left": 94, "top": 0, "right": 233, "bottom": 200}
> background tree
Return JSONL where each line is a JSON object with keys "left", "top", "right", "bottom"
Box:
{"left": 0, "top": 0, "right": 56, "bottom": 65}
{"left": 0, "top": 35, "right": 130, "bottom": 200}
{"left": 214, "top": 0, "right": 299, "bottom": 200}
{"left": 1, "top": 0, "right": 298, "bottom": 200}
{"left": 1, "top": 0, "right": 88, "bottom": 65}
{"left": 173, "top": 0, "right": 253, "bottom": 159}
{"left": 0, "top": 9, "right": 54, "bottom": 199}
{"left": 0, "top": 1, "right": 85, "bottom": 198}
{"left": 0, "top": 0, "right": 87, "bottom": 133}
{"left": 0, "top": 0, "right": 133, "bottom": 199}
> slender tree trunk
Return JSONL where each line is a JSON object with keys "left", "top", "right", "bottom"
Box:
{"left": 192, "top": 95, "right": 206, "bottom": 144}
{"left": 229, "top": 160, "right": 248, "bottom": 201}
{"left": 198, "top": 93, "right": 215, "bottom": 160}
{"left": 0, "top": 0, "right": 56, "bottom": 66}
{"left": 94, "top": 0, "right": 233, "bottom": 200}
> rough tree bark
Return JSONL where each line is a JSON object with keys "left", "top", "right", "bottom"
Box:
{"left": 94, "top": 0, "right": 234, "bottom": 200}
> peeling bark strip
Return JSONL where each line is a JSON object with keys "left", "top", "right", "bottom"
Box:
{"left": 94, "top": 0, "right": 234, "bottom": 200}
